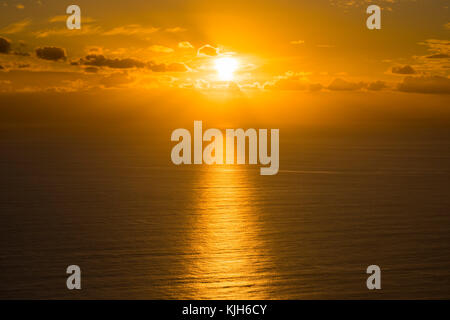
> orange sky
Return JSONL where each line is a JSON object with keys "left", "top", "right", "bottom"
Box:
{"left": 0, "top": 0, "right": 449, "bottom": 95}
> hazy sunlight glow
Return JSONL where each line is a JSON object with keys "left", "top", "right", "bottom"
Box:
{"left": 214, "top": 57, "right": 238, "bottom": 81}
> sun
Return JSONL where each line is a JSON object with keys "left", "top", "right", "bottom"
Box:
{"left": 214, "top": 57, "right": 238, "bottom": 81}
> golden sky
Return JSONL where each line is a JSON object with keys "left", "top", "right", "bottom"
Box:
{"left": 0, "top": 0, "right": 449, "bottom": 94}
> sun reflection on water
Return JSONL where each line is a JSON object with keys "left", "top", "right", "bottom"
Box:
{"left": 183, "top": 166, "right": 274, "bottom": 299}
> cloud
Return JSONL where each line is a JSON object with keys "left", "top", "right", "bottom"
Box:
{"left": 78, "top": 54, "right": 188, "bottom": 72}
{"left": 149, "top": 45, "right": 174, "bottom": 53}
{"left": 81, "top": 54, "right": 146, "bottom": 69}
{"left": 178, "top": 41, "right": 194, "bottom": 49}
{"left": 426, "top": 53, "right": 450, "bottom": 59}
{"left": 198, "top": 45, "right": 218, "bottom": 56}
{"left": 264, "top": 71, "right": 310, "bottom": 91}
{"left": 34, "top": 24, "right": 102, "bottom": 38}
{"left": 290, "top": 40, "right": 305, "bottom": 45}
{"left": 265, "top": 78, "right": 307, "bottom": 91}
{"left": 0, "top": 37, "right": 11, "bottom": 54}
{"left": 263, "top": 72, "right": 338, "bottom": 92}
{"left": 147, "top": 61, "right": 188, "bottom": 72}
{"left": 418, "top": 39, "right": 449, "bottom": 60}
{"left": 16, "top": 63, "right": 30, "bottom": 69}
{"left": 0, "top": 70, "right": 98, "bottom": 93}
{"left": 397, "top": 76, "right": 450, "bottom": 94}
{"left": 35, "top": 47, "right": 67, "bottom": 61}
{"left": 0, "top": 19, "right": 31, "bottom": 34}
{"left": 13, "top": 51, "right": 30, "bottom": 56}
{"left": 412, "top": 39, "right": 450, "bottom": 75}
{"left": 0, "top": 61, "right": 32, "bottom": 71}
{"left": 84, "top": 67, "right": 99, "bottom": 73}
{"left": 85, "top": 46, "right": 103, "bottom": 54}
{"left": 328, "top": 78, "right": 366, "bottom": 91}
{"left": 36, "top": 23, "right": 159, "bottom": 38}
{"left": 368, "top": 80, "right": 387, "bottom": 91}
{"left": 100, "top": 72, "right": 134, "bottom": 88}
{"left": 165, "top": 27, "right": 186, "bottom": 33}
{"left": 419, "top": 39, "right": 449, "bottom": 52}
{"left": 103, "top": 24, "right": 158, "bottom": 36}
{"left": 391, "top": 65, "right": 416, "bottom": 75}
{"left": 48, "top": 16, "right": 68, "bottom": 23}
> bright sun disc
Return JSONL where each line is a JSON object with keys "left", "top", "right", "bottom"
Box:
{"left": 214, "top": 57, "right": 238, "bottom": 81}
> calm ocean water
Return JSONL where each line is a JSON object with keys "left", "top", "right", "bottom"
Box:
{"left": 0, "top": 127, "right": 449, "bottom": 299}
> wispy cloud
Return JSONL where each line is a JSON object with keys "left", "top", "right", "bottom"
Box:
{"left": 198, "top": 45, "right": 218, "bottom": 56}
{"left": 0, "top": 19, "right": 31, "bottom": 34}
{"left": 178, "top": 41, "right": 194, "bottom": 49}
{"left": 35, "top": 23, "right": 158, "bottom": 38}
{"left": 165, "top": 27, "right": 186, "bottom": 33}
{"left": 413, "top": 39, "right": 450, "bottom": 75}
{"left": 34, "top": 24, "right": 102, "bottom": 38}
{"left": 264, "top": 71, "right": 310, "bottom": 91}
{"left": 397, "top": 75, "right": 450, "bottom": 94}
{"left": 391, "top": 65, "right": 416, "bottom": 75}
{"left": 328, "top": 78, "right": 366, "bottom": 91}
{"left": 103, "top": 24, "right": 159, "bottom": 36}
{"left": 73, "top": 53, "right": 188, "bottom": 73}
{"left": 149, "top": 45, "right": 174, "bottom": 53}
